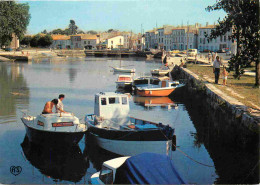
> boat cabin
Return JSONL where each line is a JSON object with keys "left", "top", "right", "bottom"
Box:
{"left": 94, "top": 92, "right": 130, "bottom": 119}
{"left": 117, "top": 75, "right": 133, "bottom": 82}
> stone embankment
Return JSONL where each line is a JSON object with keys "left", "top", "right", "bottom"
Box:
{"left": 172, "top": 65, "right": 259, "bottom": 150}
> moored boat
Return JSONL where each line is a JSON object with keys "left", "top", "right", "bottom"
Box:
{"left": 85, "top": 92, "right": 176, "bottom": 156}
{"left": 21, "top": 112, "right": 87, "bottom": 146}
{"left": 115, "top": 75, "right": 133, "bottom": 89}
{"left": 112, "top": 67, "right": 135, "bottom": 73}
{"left": 91, "top": 153, "right": 185, "bottom": 184}
{"left": 151, "top": 65, "right": 171, "bottom": 76}
{"left": 135, "top": 78, "right": 183, "bottom": 97}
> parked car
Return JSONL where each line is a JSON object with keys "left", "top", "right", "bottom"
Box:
{"left": 4, "top": 48, "right": 13, "bottom": 51}
{"left": 226, "top": 51, "right": 231, "bottom": 55}
{"left": 217, "top": 49, "right": 226, "bottom": 53}
{"left": 187, "top": 49, "right": 198, "bottom": 57}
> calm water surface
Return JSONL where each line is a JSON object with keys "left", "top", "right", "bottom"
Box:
{"left": 0, "top": 57, "right": 256, "bottom": 184}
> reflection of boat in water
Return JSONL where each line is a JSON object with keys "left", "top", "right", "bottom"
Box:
{"left": 20, "top": 136, "right": 89, "bottom": 183}
{"left": 111, "top": 66, "right": 135, "bottom": 73}
{"left": 21, "top": 113, "right": 87, "bottom": 146}
{"left": 133, "top": 96, "right": 176, "bottom": 108}
{"left": 146, "top": 54, "right": 154, "bottom": 60}
{"left": 85, "top": 92, "right": 176, "bottom": 156}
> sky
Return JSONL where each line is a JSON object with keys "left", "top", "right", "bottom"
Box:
{"left": 19, "top": 0, "right": 227, "bottom": 34}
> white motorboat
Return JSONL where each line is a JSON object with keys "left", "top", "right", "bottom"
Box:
{"left": 91, "top": 153, "right": 185, "bottom": 184}
{"left": 146, "top": 54, "right": 154, "bottom": 60}
{"left": 115, "top": 75, "right": 133, "bottom": 89}
{"left": 21, "top": 112, "right": 87, "bottom": 146}
{"left": 85, "top": 92, "right": 176, "bottom": 156}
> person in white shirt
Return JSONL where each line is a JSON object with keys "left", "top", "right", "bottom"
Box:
{"left": 213, "top": 56, "right": 222, "bottom": 84}
{"left": 56, "top": 94, "right": 67, "bottom": 113}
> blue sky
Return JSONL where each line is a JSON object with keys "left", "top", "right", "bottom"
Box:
{"left": 19, "top": 0, "right": 227, "bottom": 34}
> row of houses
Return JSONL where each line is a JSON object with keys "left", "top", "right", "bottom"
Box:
{"left": 51, "top": 32, "right": 145, "bottom": 50}
{"left": 145, "top": 23, "right": 233, "bottom": 52}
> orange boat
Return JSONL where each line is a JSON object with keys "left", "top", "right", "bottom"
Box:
{"left": 136, "top": 80, "right": 183, "bottom": 97}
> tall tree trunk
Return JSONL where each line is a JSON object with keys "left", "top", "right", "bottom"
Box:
{"left": 235, "top": 27, "right": 241, "bottom": 78}
{"left": 256, "top": 60, "right": 260, "bottom": 87}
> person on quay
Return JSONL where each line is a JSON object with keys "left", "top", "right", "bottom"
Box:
{"left": 213, "top": 56, "right": 222, "bottom": 84}
{"left": 42, "top": 99, "right": 58, "bottom": 114}
{"left": 222, "top": 65, "right": 228, "bottom": 86}
{"left": 56, "top": 94, "right": 67, "bottom": 113}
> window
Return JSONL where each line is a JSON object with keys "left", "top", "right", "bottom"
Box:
{"left": 224, "top": 36, "right": 226, "bottom": 42}
{"left": 101, "top": 98, "right": 107, "bottom": 105}
{"left": 111, "top": 41, "right": 113, "bottom": 44}
{"left": 88, "top": 41, "right": 90, "bottom": 44}
{"left": 162, "top": 38, "right": 163, "bottom": 43}
{"left": 99, "top": 166, "right": 113, "bottom": 184}
{"left": 122, "top": 97, "right": 127, "bottom": 105}
{"left": 109, "top": 97, "right": 119, "bottom": 104}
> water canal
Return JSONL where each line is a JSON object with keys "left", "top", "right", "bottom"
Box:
{"left": 0, "top": 57, "right": 258, "bottom": 184}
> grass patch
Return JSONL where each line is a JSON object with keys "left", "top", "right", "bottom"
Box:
{"left": 186, "top": 63, "right": 260, "bottom": 109}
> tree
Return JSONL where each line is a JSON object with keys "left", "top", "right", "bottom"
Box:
{"left": 87, "top": 30, "right": 97, "bottom": 35}
{"left": 30, "top": 34, "right": 41, "bottom": 47}
{"left": 20, "top": 35, "right": 32, "bottom": 46}
{"left": 77, "top": 30, "right": 85, "bottom": 34}
{"left": 51, "top": 29, "right": 64, "bottom": 35}
{"left": 0, "top": 1, "right": 30, "bottom": 47}
{"left": 206, "top": 0, "right": 260, "bottom": 87}
{"left": 68, "top": 20, "right": 78, "bottom": 35}
{"left": 41, "top": 29, "right": 48, "bottom": 34}
{"left": 38, "top": 35, "right": 53, "bottom": 47}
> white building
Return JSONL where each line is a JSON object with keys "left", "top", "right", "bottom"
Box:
{"left": 171, "top": 28, "right": 186, "bottom": 50}
{"left": 198, "top": 25, "right": 232, "bottom": 52}
{"left": 105, "top": 36, "right": 124, "bottom": 49}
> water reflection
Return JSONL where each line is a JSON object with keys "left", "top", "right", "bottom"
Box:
{"left": 173, "top": 92, "right": 259, "bottom": 184}
{"left": 0, "top": 63, "right": 29, "bottom": 123}
{"left": 21, "top": 136, "right": 89, "bottom": 183}
{"left": 133, "top": 96, "right": 177, "bottom": 110}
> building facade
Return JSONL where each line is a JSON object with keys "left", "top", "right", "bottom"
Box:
{"left": 81, "top": 34, "right": 97, "bottom": 49}
{"left": 198, "top": 25, "right": 232, "bottom": 52}
{"left": 51, "top": 35, "right": 71, "bottom": 49}
{"left": 105, "top": 36, "right": 124, "bottom": 49}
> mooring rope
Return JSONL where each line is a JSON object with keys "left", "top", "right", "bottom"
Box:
{"left": 159, "top": 129, "right": 214, "bottom": 168}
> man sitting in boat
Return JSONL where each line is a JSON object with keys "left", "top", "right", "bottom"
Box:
{"left": 56, "top": 94, "right": 67, "bottom": 113}
{"left": 42, "top": 99, "right": 58, "bottom": 114}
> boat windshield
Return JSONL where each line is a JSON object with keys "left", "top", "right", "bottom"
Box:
{"left": 99, "top": 166, "right": 113, "bottom": 184}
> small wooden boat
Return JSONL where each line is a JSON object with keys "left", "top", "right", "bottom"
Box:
{"left": 91, "top": 153, "right": 185, "bottom": 184}
{"left": 85, "top": 92, "right": 176, "bottom": 156}
{"left": 151, "top": 65, "right": 171, "bottom": 76}
{"left": 115, "top": 75, "right": 133, "bottom": 89}
{"left": 21, "top": 112, "right": 87, "bottom": 146}
{"left": 136, "top": 79, "right": 183, "bottom": 97}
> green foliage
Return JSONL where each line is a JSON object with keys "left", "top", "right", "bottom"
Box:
{"left": 86, "top": 30, "right": 97, "bottom": 35}
{"left": 69, "top": 19, "right": 78, "bottom": 35}
{"left": 51, "top": 29, "right": 64, "bottom": 35}
{"left": 0, "top": 1, "right": 30, "bottom": 46}
{"left": 206, "top": 0, "right": 260, "bottom": 86}
{"left": 20, "top": 35, "right": 32, "bottom": 46}
{"left": 38, "top": 35, "right": 53, "bottom": 47}
{"left": 30, "top": 34, "right": 52, "bottom": 47}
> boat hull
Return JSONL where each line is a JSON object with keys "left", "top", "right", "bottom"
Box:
{"left": 136, "top": 88, "right": 175, "bottom": 97}
{"left": 89, "top": 132, "right": 172, "bottom": 156}
{"left": 23, "top": 122, "right": 85, "bottom": 146}
{"left": 113, "top": 67, "right": 135, "bottom": 73}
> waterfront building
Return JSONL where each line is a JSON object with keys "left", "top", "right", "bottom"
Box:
{"left": 51, "top": 35, "right": 71, "bottom": 49}
{"left": 164, "top": 30, "right": 172, "bottom": 51}
{"left": 70, "top": 35, "right": 82, "bottom": 49}
{"left": 9, "top": 33, "right": 20, "bottom": 49}
{"left": 81, "top": 34, "right": 98, "bottom": 50}
{"left": 171, "top": 28, "right": 187, "bottom": 50}
{"left": 104, "top": 35, "right": 124, "bottom": 49}
{"left": 198, "top": 24, "right": 232, "bottom": 52}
